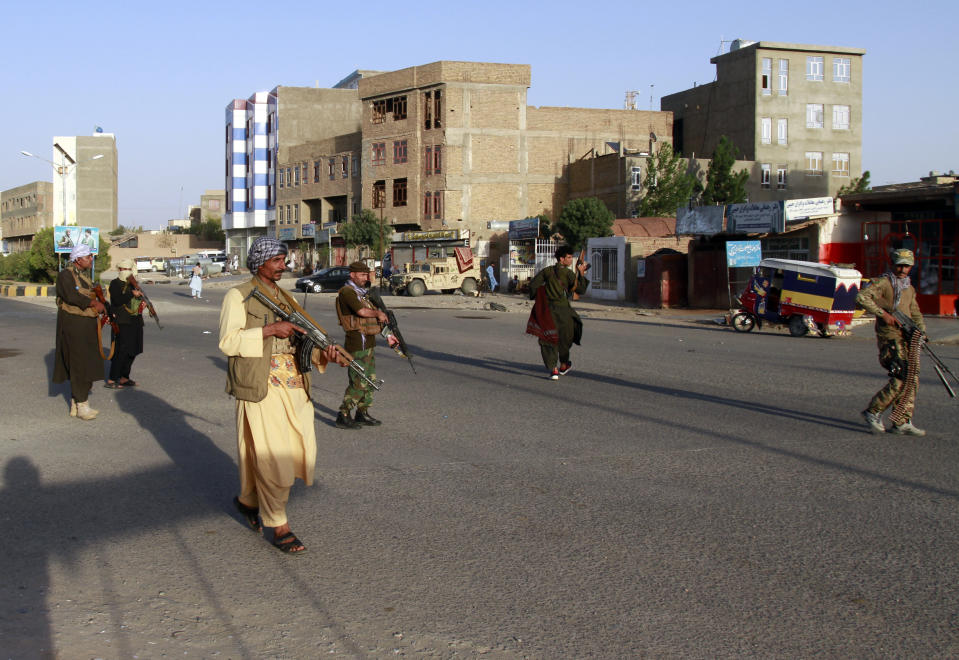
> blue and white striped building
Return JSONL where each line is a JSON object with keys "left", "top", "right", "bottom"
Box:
{"left": 223, "top": 91, "right": 276, "bottom": 259}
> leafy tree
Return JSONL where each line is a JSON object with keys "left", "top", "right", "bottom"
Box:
{"left": 701, "top": 136, "right": 749, "bottom": 205}
{"left": 638, "top": 143, "right": 698, "bottom": 217}
{"left": 552, "top": 197, "right": 614, "bottom": 251}
{"left": 837, "top": 170, "right": 871, "bottom": 196}
{"left": 341, "top": 209, "right": 392, "bottom": 257}
{"left": 187, "top": 216, "right": 225, "bottom": 243}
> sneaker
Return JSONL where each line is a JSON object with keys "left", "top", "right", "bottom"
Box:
{"left": 861, "top": 409, "right": 885, "bottom": 434}
{"left": 888, "top": 421, "right": 926, "bottom": 436}
{"left": 549, "top": 368, "right": 559, "bottom": 381}
{"left": 558, "top": 362, "right": 572, "bottom": 375}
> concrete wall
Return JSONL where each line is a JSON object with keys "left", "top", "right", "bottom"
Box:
{"left": 109, "top": 233, "right": 223, "bottom": 264}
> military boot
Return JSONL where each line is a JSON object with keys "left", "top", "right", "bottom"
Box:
{"left": 335, "top": 411, "right": 361, "bottom": 430}
{"left": 76, "top": 401, "right": 99, "bottom": 421}
{"left": 354, "top": 409, "right": 382, "bottom": 426}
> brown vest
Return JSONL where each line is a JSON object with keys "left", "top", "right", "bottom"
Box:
{"left": 224, "top": 279, "right": 313, "bottom": 402}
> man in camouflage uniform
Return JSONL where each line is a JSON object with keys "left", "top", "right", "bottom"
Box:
{"left": 527, "top": 245, "right": 590, "bottom": 380}
{"left": 334, "top": 262, "right": 396, "bottom": 429}
{"left": 857, "top": 248, "right": 926, "bottom": 436}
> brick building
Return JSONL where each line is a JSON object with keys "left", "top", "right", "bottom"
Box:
{"left": 1, "top": 181, "right": 53, "bottom": 252}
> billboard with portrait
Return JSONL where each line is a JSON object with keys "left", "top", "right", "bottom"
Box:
{"left": 54, "top": 226, "right": 100, "bottom": 255}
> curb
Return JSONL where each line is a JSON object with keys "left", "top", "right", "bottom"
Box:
{"left": 0, "top": 284, "right": 55, "bottom": 297}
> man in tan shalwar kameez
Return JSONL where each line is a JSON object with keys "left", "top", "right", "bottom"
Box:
{"left": 219, "top": 237, "right": 341, "bottom": 553}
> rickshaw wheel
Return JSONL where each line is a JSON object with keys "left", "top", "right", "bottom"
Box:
{"left": 731, "top": 312, "right": 756, "bottom": 333}
{"left": 788, "top": 315, "right": 809, "bottom": 337}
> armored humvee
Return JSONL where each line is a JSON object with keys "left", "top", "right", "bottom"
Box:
{"left": 389, "top": 256, "right": 480, "bottom": 296}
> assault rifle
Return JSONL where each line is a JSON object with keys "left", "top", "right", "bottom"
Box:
{"left": 244, "top": 286, "right": 383, "bottom": 391}
{"left": 572, "top": 246, "right": 591, "bottom": 301}
{"left": 893, "top": 309, "right": 958, "bottom": 398}
{"left": 127, "top": 274, "right": 162, "bottom": 328}
{"left": 91, "top": 284, "right": 118, "bottom": 360}
{"left": 368, "top": 287, "right": 416, "bottom": 374}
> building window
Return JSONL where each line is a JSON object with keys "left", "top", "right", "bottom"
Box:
{"left": 279, "top": 168, "right": 285, "bottom": 189}
{"left": 372, "top": 181, "right": 386, "bottom": 208}
{"left": 777, "top": 59, "right": 788, "bottom": 95}
{"left": 833, "top": 57, "right": 851, "bottom": 83}
{"left": 806, "top": 104, "right": 824, "bottom": 129}
{"left": 352, "top": 156, "right": 359, "bottom": 176}
{"left": 805, "top": 152, "right": 823, "bottom": 175}
{"left": 806, "top": 56, "right": 824, "bottom": 81}
{"left": 314, "top": 161, "right": 321, "bottom": 183}
{"left": 342, "top": 157, "right": 349, "bottom": 178}
{"left": 393, "top": 178, "right": 408, "bottom": 207}
{"left": 372, "top": 96, "right": 408, "bottom": 123}
{"left": 371, "top": 142, "right": 385, "bottom": 166}
{"left": 761, "top": 164, "right": 771, "bottom": 189}
{"left": 761, "top": 58, "right": 772, "bottom": 95}
{"left": 832, "top": 152, "right": 850, "bottom": 177}
{"left": 424, "top": 90, "right": 443, "bottom": 129}
{"left": 761, "top": 118, "right": 771, "bottom": 145}
{"left": 432, "top": 191, "right": 442, "bottom": 219}
{"left": 293, "top": 205, "right": 299, "bottom": 223}
{"left": 329, "top": 159, "right": 335, "bottom": 180}
{"left": 293, "top": 166, "right": 299, "bottom": 186}
{"left": 832, "top": 105, "right": 850, "bottom": 130}
{"left": 777, "top": 119, "right": 788, "bottom": 145}
{"left": 424, "top": 191, "right": 432, "bottom": 219}
{"left": 433, "top": 145, "right": 442, "bottom": 174}
{"left": 777, "top": 167, "right": 787, "bottom": 189}
{"left": 630, "top": 166, "right": 641, "bottom": 191}
{"left": 393, "top": 140, "right": 408, "bottom": 164}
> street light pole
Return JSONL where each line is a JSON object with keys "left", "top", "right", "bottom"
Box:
{"left": 20, "top": 150, "right": 103, "bottom": 227}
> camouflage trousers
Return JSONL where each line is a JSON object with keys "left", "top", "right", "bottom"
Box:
{"left": 340, "top": 347, "right": 375, "bottom": 414}
{"left": 867, "top": 336, "right": 921, "bottom": 422}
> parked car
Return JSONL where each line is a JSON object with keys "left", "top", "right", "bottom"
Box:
{"left": 295, "top": 266, "right": 352, "bottom": 293}
{"left": 167, "top": 255, "right": 220, "bottom": 277}
{"left": 150, "top": 256, "right": 167, "bottom": 272}
{"left": 134, "top": 256, "right": 154, "bottom": 272}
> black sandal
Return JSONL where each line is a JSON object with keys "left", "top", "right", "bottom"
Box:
{"left": 273, "top": 531, "right": 306, "bottom": 554}
{"left": 233, "top": 496, "right": 262, "bottom": 533}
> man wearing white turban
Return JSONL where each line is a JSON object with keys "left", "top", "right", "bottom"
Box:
{"left": 53, "top": 243, "right": 106, "bottom": 420}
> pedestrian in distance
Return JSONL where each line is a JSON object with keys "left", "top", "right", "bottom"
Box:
{"left": 218, "top": 237, "right": 343, "bottom": 554}
{"left": 105, "top": 260, "right": 144, "bottom": 389}
{"left": 189, "top": 263, "right": 203, "bottom": 299}
{"left": 526, "top": 245, "right": 589, "bottom": 380}
{"left": 52, "top": 244, "right": 106, "bottom": 420}
{"left": 857, "top": 248, "right": 927, "bottom": 436}
{"left": 333, "top": 261, "right": 398, "bottom": 429}
{"left": 486, "top": 264, "right": 498, "bottom": 293}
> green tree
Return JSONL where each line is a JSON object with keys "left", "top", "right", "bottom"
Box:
{"left": 638, "top": 143, "right": 699, "bottom": 217}
{"left": 837, "top": 170, "right": 871, "bottom": 196}
{"left": 340, "top": 209, "right": 392, "bottom": 257}
{"left": 701, "top": 136, "right": 749, "bottom": 205}
{"left": 552, "top": 198, "right": 614, "bottom": 250}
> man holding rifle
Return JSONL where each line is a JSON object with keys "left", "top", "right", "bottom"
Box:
{"left": 334, "top": 261, "right": 398, "bottom": 429}
{"left": 857, "top": 249, "right": 927, "bottom": 436}
{"left": 105, "top": 259, "right": 144, "bottom": 389}
{"left": 218, "top": 237, "right": 342, "bottom": 554}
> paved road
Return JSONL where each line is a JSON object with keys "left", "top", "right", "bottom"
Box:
{"left": 1, "top": 281, "right": 958, "bottom": 658}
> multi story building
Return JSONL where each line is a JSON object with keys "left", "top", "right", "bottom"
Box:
{"left": 662, "top": 40, "right": 865, "bottom": 201}
{"left": 0, "top": 181, "right": 53, "bottom": 252}
{"left": 52, "top": 134, "right": 118, "bottom": 231}
{"left": 199, "top": 189, "right": 225, "bottom": 223}
{"left": 355, "top": 61, "right": 670, "bottom": 262}
{"left": 223, "top": 83, "right": 372, "bottom": 259}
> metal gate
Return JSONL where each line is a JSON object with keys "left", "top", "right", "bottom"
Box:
{"left": 589, "top": 246, "right": 618, "bottom": 290}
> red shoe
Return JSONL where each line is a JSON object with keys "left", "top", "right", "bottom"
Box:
{"left": 558, "top": 362, "right": 572, "bottom": 375}
{"left": 549, "top": 368, "right": 559, "bottom": 381}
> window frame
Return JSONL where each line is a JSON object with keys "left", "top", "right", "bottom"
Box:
{"left": 371, "top": 142, "right": 386, "bottom": 166}
{"left": 806, "top": 103, "right": 824, "bottom": 129}
{"left": 393, "top": 178, "right": 408, "bottom": 207}
{"left": 777, "top": 59, "right": 788, "bottom": 95}
{"left": 761, "top": 58, "right": 772, "bottom": 96}
{"left": 393, "top": 140, "right": 408, "bottom": 164}
{"left": 761, "top": 163, "right": 771, "bottom": 189}
{"left": 806, "top": 56, "right": 824, "bottom": 82}
{"left": 805, "top": 151, "right": 823, "bottom": 175}
{"left": 832, "top": 104, "right": 850, "bottom": 130}
{"left": 831, "top": 152, "right": 850, "bottom": 177}
{"left": 832, "top": 57, "right": 851, "bottom": 83}
{"left": 761, "top": 117, "right": 772, "bottom": 145}
{"left": 777, "top": 118, "right": 788, "bottom": 145}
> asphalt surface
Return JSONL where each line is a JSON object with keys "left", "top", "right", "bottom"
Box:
{"left": 1, "top": 277, "right": 958, "bottom": 658}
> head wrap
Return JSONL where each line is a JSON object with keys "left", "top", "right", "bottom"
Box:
{"left": 247, "top": 237, "right": 288, "bottom": 273}
{"left": 892, "top": 249, "right": 915, "bottom": 266}
{"left": 349, "top": 261, "right": 372, "bottom": 273}
{"left": 70, "top": 243, "right": 92, "bottom": 262}
{"left": 117, "top": 259, "right": 135, "bottom": 272}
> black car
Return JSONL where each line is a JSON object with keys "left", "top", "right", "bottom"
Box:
{"left": 294, "top": 266, "right": 351, "bottom": 293}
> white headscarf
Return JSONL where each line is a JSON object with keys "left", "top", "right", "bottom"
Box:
{"left": 70, "top": 243, "right": 92, "bottom": 262}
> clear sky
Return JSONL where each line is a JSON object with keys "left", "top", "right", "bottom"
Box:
{"left": 3, "top": 0, "right": 956, "bottom": 230}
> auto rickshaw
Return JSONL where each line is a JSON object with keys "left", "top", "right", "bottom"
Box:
{"left": 732, "top": 258, "right": 862, "bottom": 337}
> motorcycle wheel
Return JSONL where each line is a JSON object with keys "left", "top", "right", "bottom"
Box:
{"left": 788, "top": 315, "right": 809, "bottom": 337}
{"left": 731, "top": 312, "right": 756, "bottom": 332}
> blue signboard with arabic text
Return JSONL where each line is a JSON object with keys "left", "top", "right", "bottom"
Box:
{"left": 725, "top": 240, "right": 762, "bottom": 267}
